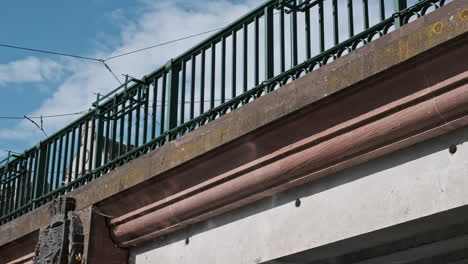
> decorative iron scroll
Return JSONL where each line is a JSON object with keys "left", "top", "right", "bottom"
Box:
{"left": 276, "top": 0, "right": 321, "bottom": 13}
{"left": 33, "top": 197, "right": 84, "bottom": 264}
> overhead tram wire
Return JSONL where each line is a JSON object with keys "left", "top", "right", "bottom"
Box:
{"left": 0, "top": 110, "right": 88, "bottom": 120}
{"left": 0, "top": 43, "right": 101, "bottom": 62}
{"left": 0, "top": 43, "right": 122, "bottom": 84}
{"left": 0, "top": 27, "right": 222, "bottom": 85}
{"left": 103, "top": 28, "right": 222, "bottom": 61}
{"left": 24, "top": 116, "right": 47, "bottom": 136}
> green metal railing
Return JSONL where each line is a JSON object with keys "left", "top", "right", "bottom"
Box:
{"left": 0, "top": 0, "right": 452, "bottom": 224}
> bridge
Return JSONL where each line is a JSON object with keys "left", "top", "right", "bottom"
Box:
{"left": 1, "top": 0, "right": 468, "bottom": 263}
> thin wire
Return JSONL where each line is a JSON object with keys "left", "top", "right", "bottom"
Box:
{"left": 101, "top": 61, "right": 122, "bottom": 84}
{"left": 2, "top": 150, "right": 21, "bottom": 155}
{"left": 24, "top": 116, "right": 47, "bottom": 136}
{"left": 0, "top": 98, "right": 223, "bottom": 120}
{"left": 0, "top": 43, "right": 101, "bottom": 62}
{"left": 103, "top": 28, "right": 222, "bottom": 61}
{"left": 0, "top": 110, "right": 88, "bottom": 120}
{"left": 0, "top": 43, "right": 124, "bottom": 85}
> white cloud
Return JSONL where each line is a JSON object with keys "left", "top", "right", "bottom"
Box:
{"left": 0, "top": 56, "right": 64, "bottom": 86}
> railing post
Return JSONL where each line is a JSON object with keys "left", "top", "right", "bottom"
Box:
{"left": 166, "top": 59, "right": 180, "bottom": 131}
{"left": 393, "top": 0, "right": 407, "bottom": 28}
{"left": 264, "top": 5, "right": 275, "bottom": 80}
{"left": 33, "top": 142, "right": 47, "bottom": 208}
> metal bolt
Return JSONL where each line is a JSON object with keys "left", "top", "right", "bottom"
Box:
{"left": 295, "top": 199, "right": 301, "bottom": 207}
{"left": 449, "top": 144, "right": 457, "bottom": 154}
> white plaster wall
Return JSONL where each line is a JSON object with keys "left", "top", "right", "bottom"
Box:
{"left": 130, "top": 126, "right": 468, "bottom": 264}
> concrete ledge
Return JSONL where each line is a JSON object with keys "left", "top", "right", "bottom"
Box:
{"left": 0, "top": 0, "right": 467, "bottom": 248}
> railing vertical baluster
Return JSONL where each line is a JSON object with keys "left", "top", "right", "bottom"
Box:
{"left": 280, "top": 6, "right": 286, "bottom": 73}
{"left": 232, "top": 31, "right": 237, "bottom": 98}
{"left": 15, "top": 165, "right": 20, "bottom": 210}
{"left": 254, "top": 16, "right": 260, "bottom": 86}
{"left": 190, "top": 56, "right": 196, "bottom": 119}
{"left": 94, "top": 110, "right": 104, "bottom": 174}
{"left": 50, "top": 140, "right": 56, "bottom": 190}
{"left": 348, "top": 0, "right": 355, "bottom": 37}
{"left": 5, "top": 171, "right": 12, "bottom": 213}
{"left": 69, "top": 128, "right": 76, "bottom": 182}
{"left": 33, "top": 142, "right": 47, "bottom": 208}
{"left": 333, "top": 0, "right": 339, "bottom": 45}
{"left": 363, "top": 0, "right": 370, "bottom": 29}
{"left": 265, "top": 6, "right": 275, "bottom": 80}
{"left": 81, "top": 121, "right": 88, "bottom": 176}
{"left": 16, "top": 163, "right": 24, "bottom": 209}
{"left": 111, "top": 101, "right": 118, "bottom": 158}
{"left": 3, "top": 169, "right": 8, "bottom": 215}
{"left": 9, "top": 170, "right": 15, "bottom": 212}
{"left": 20, "top": 160, "right": 28, "bottom": 207}
{"left": 27, "top": 154, "right": 34, "bottom": 203}
{"left": 126, "top": 101, "right": 133, "bottom": 150}
{"left": 75, "top": 124, "right": 82, "bottom": 180}
{"left": 151, "top": 77, "right": 159, "bottom": 139}
{"left": 43, "top": 143, "right": 51, "bottom": 193}
{"left": 393, "top": 0, "right": 407, "bottom": 28}
{"left": 379, "top": 0, "right": 386, "bottom": 21}
{"left": 180, "top": 61, "right": 187, "bottom": 125}
{"left": 160, "top": 73, "right": 167, "bottom": 135}
{"left": 103, "top": 113, "right": 110, "bottom": 165}
{"left": 56, "top": 136, "right": 63, "bottom": 188}
{"left": 125, "top": 106, "right": 133, "bottom": 152}
{"left": 305, "top": 6, "right": 312, "bottom": 59}
{"left": 21, "top": 162, "right": 28, "bottom": 208}
{"left": 89, "top": 118, "right": 96, "bottom": 172}
{"left": 119, "top": 102, "right": 125, "bottom": 155}
{"left": 243, "top": 24, "right": 248, "bottom": 92}
{"left": 200, "top": 50, "right": 206, "bottom": 115}
{"left": 135, "top": 88, "right": 141, "bottom": 147}
{"left": 14, "top": 163, "right": 21, "bottom": 210}
{"left": 211, "top": 43, "right": 216, "bottom": 108}
{"left": 13, "top": 165, "right": 19, "bottom": 210}
{"left": 143, "top": 80, "right": 149, "bottom": 142}
{"left": 12, "top": 165, "right": 18, "bottom": 211}
{"left": 0, "top": 168, "right": 6, "bottom": 216}
{"left": 166, "top": 59, "right": 180, "bottom": 130}
{"left": 104, "top": 113, "right": 110, "bottom": 164}
{"left": 291, "top": 1, "right": 298, "bottom": 66}
{"left": 10, "top": 170, "right": 15, "bottom": 212}
{"left": 318, "top": 0, "right": 325, "bottom": 53}
{"left": 151, "top": 78, "right": 158, "bottom": 138}
{"left": 62, "top": 132, "right": 70, "bottom": 183}
{"left": 221, "top": 37, "right": 226, "bottom": 103}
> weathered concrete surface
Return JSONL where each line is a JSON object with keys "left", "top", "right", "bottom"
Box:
{"left": 0, "top": 0, "right": 467, "bottom": 252}
{"left": 129, "top": 124, "right": 468, "bottom": 264}
{"left": 110, "top": 70, "right": 468, "bottom": 246}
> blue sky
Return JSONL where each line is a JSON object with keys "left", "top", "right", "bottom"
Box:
{"left": 0, "top": 0, "right": 135, "bottom": 151}
{"left": 0, "top": 0, "right": 262, "bottom": 159}
{"left": 1, "top": 0, "right": 134, "bottom": 105}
